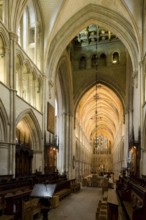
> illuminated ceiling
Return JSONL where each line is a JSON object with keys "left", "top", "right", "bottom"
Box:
{"left": 76, "top": 83, "right": 123, "bottom": 145}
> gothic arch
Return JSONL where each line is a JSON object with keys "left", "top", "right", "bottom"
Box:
{"left": 16, "top": 51, "right": 24, "bottom": 65}
{"left": 56, "top": 51, "right": 73, "bottom": 115}
{"left": 16, "top": 108, "right": 42, "bottom": 151}
{"left": 0, "top": 99, "right": 9, "bottom": 141}
{"left": 0, "top": 26, "right": 9, "bottom": 47}
{"left": 55, "top": 51, "right": 73, "bottom": 175}
{"left": 74, "top": 77, "right": 125, "bottom": 119}
{"left": 45, "top": 4, "right": 138, "bottom": 82}
{"left": 13, "top": 0, "right": 43, "bottom": 32}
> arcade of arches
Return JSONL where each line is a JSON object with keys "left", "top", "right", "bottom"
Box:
{"left": 0, "top": 0, "right": 146, "bottom": 184}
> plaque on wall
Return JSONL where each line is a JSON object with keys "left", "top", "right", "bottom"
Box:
{"left": 47, "top": 102, "right": 55, "bottom": 134}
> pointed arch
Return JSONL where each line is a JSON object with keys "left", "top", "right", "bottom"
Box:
{"left": 0, "top": 99, "right": 9, "bottom": 141}
{"left": 16, "top": 108, "right": 42, "bottom": 151}
{"left": 55, "top": 51, "right": 73, "bottom": 175}
{"left": 45, "top": 4, "right": 138, "bottom": 83}
{"left": 0, "top": 26, "right": 9, "bottom": 47}
{"left": 56, "top": 51, "right": 73, "bottom": 115}
{"left": 0, "top": 27, "right": 9, "bottom": 84}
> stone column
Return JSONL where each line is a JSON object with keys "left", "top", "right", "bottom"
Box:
{"left": 57, "top": 111, "right": 73, "bottom": 178}
{"left": 5, "top": 46, "right": 10, "bottom": 86}
{"left": 18, "top": 61, "right": 23, "bottom": 97}
{"left": 57, "top": 112, "right": 66, "bottom": 174}
{"left": 8, "top": 32, "right": 17, "bottom": 176}
{"left": 64, "top": 112, "right": 68, "bottom": 174}
{"left": 139, "top": 54, "right": 146, "bottom": 176}
{"left": 35, "top": 22, "right": 42, "bottom": 69}
{"left": 66, "top": 113, "right": 73, "bottom": 179}
{"left": 0, "top": 143, "right": 9, "bottom": 174}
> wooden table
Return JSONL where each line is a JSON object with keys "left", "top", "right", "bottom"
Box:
{"left": 107, "top": 189, "right": 119, "bottom": 220}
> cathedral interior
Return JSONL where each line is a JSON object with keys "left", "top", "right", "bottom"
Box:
{"left": 0, "top": 0, "right": 146, "bottom": 219}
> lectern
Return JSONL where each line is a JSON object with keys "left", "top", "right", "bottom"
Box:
{"left": 30, "top": 184, "right": 56, "bottom": 220}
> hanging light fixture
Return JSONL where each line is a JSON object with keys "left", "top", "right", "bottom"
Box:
{"left": 93, "top": 36, "right": 99, "bottom": 149}
{"left": 92, "top": 37, "right": 106, "bottom": 153}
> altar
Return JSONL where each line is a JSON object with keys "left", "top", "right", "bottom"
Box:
{"left": 82, "top": 174, "right": 108, "bottom": 189}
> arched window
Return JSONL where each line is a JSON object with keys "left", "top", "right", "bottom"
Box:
{"left": 17, "top": 1, "right": 42, "bottom": 69}
{"left": 29, "top": 72, "right": 34, "bottom": 106}
{"left": 35, "top": 77, "right": 41, "bottom": 111}
{"left": 22, "top": 64, "right": 29, "bottom": 101}
{"left": 16, "top": 56, "right": 22, "bottom": 96}
{"left": 55, "top": 98, "right": 58, "bottom": 117}
{"left": 99, "top": 53, "right": 106, "bottom": 66}
{"left": 91, "top": 54, "right": 98, "bottom": 67}
{"left": 79, "top": 56, "right": 86, "bottom": 69}
{"left": 112, "top": 52, "right": 119, "bottom": 64}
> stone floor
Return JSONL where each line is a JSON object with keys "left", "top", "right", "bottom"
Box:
{"left": 37, "top": 186, "right": 128, "bottom": 220}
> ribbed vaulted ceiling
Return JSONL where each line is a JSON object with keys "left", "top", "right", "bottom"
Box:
{"left": 76, "top": 83, "right": 123, "bottom": 145}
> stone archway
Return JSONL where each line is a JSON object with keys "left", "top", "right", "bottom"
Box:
{"left": 16, "top": 109, "right": 43, "bottom": 175}
{"left": 45, "top": 4, "right": 138, "bottom": 83}
{"left": 55, "top": 51, "right": 74, "bottom": 178}
{"left": 0, "top": 100, "right": 9, "bottom": 175}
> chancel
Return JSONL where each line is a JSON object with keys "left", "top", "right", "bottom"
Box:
{"left": 0, "top": 1, "right": 146, "bottom": 220}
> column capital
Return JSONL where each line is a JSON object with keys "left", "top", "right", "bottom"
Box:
{"left": 9, "top": 32, "right": 18, "bottom": 42}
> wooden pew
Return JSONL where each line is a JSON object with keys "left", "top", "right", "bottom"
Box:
{"left": 0, "top": 197, "right": 14, "bottom": 220}
{"left": 116, "top": 176, "right": 146, "bottom": 220}
{"left": 30, "top": 198, "right": 41, "bottom": 218}
{"left": 54, "top": 179, "right": 72, "bottom": 200}
{"left": 96, "top": 200, "right": 108, "bottom": 220}
{"left": 22, "top": 200, "right": 32, "bottom": 220}
{"left": 0, "top": 174, "right": 73, "bottom": 219}
{"left": 107, "top": 189, "right": 119, "bottom": 220}
{"left": 130, "top": 182, "right": 146, "bottom": 220}
{"left": 22, "top": 198, "right": 41, "bottom": 220}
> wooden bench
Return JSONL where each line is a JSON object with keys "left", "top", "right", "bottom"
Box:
{"left": 96, "top": 200, "right": 108, "bottom": 220}
{"left": 0, "top": 196, "right": 14, "bottom": 220}
{"left": 55, "top": 188, "right": 71, "bottom": 200}
{"left": 22, "top": 198, "right": 41, "bottom": 220}
{"left": 116, "top": 176, "right": 146, "bottom": 220}
{"left": 50, "top": 195, "right": 59, "bottom": 208}
{"left": 107, "top": 189, "right": 119, "bottom": 220}
{"left": 71, "top": 182, "right": 80, "bottom": 193}
{"left": 123, "top": 201, "right": 133, "bottom": 219}
{"left": 30, "top": 198, "right": 41, "bottom": 217}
